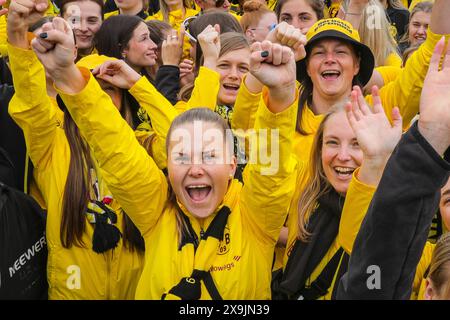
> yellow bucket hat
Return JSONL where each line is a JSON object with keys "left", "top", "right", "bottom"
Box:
{"left": 76, "top": 54, "right": 117, "bottom": 70}
{"left": 297, "top": 18, "right": 375, "bottom": 86}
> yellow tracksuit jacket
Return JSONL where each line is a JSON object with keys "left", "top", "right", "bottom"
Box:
{"left": 7, "top": 44, "right": 145, "bottom": 300}
{"left": 283, "top": 168, "right": 376, "bottom": 299}
{"left": 57, "top": 68, "right": 299, "bottom": 299}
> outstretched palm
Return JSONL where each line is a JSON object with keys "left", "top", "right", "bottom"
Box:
{"left": 346, "top": 86, "right": 402, "bottom": 160}
{"left": 420, "top": 37, "right": 450, "bottom": 134}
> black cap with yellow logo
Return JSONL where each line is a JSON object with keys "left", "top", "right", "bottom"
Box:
{"left": 297, "top": 18, "right": 375, "bottom": 86}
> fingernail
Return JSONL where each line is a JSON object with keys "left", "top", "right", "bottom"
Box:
{"left": 39, "top": 32, "right": 48, "bottom": 39}
{"left": 261, "top": 51, "right": 269, "bottom": 58}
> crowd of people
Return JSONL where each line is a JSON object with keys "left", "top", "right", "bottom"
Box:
{"left": 0, "top": 0, "right": 449, "bottom": 300}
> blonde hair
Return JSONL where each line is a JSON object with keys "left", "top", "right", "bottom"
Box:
{"left": 428, "top": 233, "right": 450, "bottom": 299}
{"left": 399, "top": 1, "right": 433, "bottom": 46}
{"left": 358, "top": 0, "right": 399, "bottom": 67}
{"left": 297, "top": 103, "right": 346, "bottom": 241}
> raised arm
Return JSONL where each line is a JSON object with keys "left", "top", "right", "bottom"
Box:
{"left": 7, "top": 0, "right": 64, "bottom": 170}
{"left": 339, "top": 85, "right": 403, "bottom": 254}
{"left": 93, "top": 59, "right": 179, "bottom": 169}
{"left": 337, "top": 38, "right": 450, "bottom": 300}
{"left": 175, "top": 25, "right": 221, "bottom": 114}
{"left": 32, "top": 17, "right": 168, "bottom": 237}
{"left": 372, "top": 0, "right": 450, "bottom": 129}
{"left": 240, "top": 41, "right": 299, "bottom": 245}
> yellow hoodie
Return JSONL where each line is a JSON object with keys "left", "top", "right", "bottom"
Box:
{"left": 57, "top": 68, "right": 299, "bottom": 299}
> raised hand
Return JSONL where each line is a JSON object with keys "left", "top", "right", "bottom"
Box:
{"left": 161, "top": 26, "right": 185, "bottom": 66}
{"left": 31, "top": 18, "right": 75, "bottom": 76}
{"left": 7, "top": 0, "right": 48, "bottom": 48}
{"left": 92, "top": 59, "right": 142, "bottom": 90}
{"left": 31, "top": 17, "right": 85, "bottom": 94}
{"left": 345, "top": 85, "right": 402, "bottom": 185}
{"left": 249, "top": 40, "right": 296, "bottom": 113}
{"left": 179, "top": 58, "right": 194, "bottom": 87}
{"left": 265, "top": 22, "right": 307, "bottom": 61}
{"left": 418, "top": 36, "right": 450, "bottom": 155}
{"left": 196, "top": 24, "right": 220, "bottom": 70}
{"left": 346, "top": 85, "right": 402, "bottom": 160}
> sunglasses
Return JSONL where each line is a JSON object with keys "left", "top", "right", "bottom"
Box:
{"left": 182, "top": 15, "right": 198, "bottom": 43}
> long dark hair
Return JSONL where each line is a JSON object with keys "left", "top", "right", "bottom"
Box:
{"left": 94, "top": 15, "right": 143, "bottom": 59}
{"left": 60, "top": 95, "right": 144, "bottom": 252}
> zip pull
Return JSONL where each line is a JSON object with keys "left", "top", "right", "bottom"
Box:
{"left": 200, "top": 228, "right": 205, "bottom": 240}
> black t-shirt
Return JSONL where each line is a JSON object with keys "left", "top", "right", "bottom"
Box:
{"left": 387, "top": 6, "right": 410, "bottom": 42}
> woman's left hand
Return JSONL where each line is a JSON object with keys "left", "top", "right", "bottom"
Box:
{"left": 92, "top": 59, "right": 142, "bottom": 90}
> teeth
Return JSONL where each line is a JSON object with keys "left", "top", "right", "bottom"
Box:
{"left": 334, "top": 167, "right": 354, "bottom": 174}
{"left": 186, "top": 185, "right": 209, "bottom": 189}
{"left": 322, "top": 71, "right": 340, "bottom": 76}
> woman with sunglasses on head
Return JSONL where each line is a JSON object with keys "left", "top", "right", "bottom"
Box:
{"left": 146, "top": 19, "right": 183, "bottom": 105}
{"left": 146, "top": 0, "right": 198, "bottom": 59}
{"left": 240, "top": 0, "right": 278, "bottom": 44}
{"left": 33, "top": 10, "right": 300, "bottom": 298}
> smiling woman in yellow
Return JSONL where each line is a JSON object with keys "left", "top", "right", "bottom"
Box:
{"left": 32, "top": 9, "right": 300, "bottom": 298}
{"left": 3, "top": 0, "right": 179, "bottom": 299}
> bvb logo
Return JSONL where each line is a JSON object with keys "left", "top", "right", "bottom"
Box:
{"left": 217, "top": 227, "right": 231, "bottom": 255}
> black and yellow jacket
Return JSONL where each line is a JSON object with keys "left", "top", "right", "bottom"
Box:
{"left": 7, "top": 44, "right": 146, "bottom": 300}
{"left": 56, "top": 67, "right": 299, "bottom": 299}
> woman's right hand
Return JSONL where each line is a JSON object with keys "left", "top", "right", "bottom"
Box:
{"left": 196, "top": 24, "right": 220, "bottom": 70}
{"left": 7, "top": 0, "right": 48, "bottom": 48}
{"left": 31, "top": 17, "right": 86, "bottom": 94}
{"left": 265, "top": 22, "right": 307, "bottom": 61}
{"left": 345, "top": 85, "right": 403, "bottom": 185}
{"left": 418, "top": 36, "right": 450, "bottom": 156}
{"left": 161, "top": 27, "right": 185, "bottom": 66}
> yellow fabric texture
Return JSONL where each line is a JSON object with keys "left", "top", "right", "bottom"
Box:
{"left": 146, "top": 8, "right": 199, "bottom": 60}
{"left": 57, "top": 71, "right": 299, "bottom": 299}
{"left": 375, "top": 65, "right": 403, "bottom": 86}
{"left": 174, "top": 66, "right": 220, "bottom": 114}
{"left": 384, "top": 52, "right": 402, "bottom": 68}
{"left": 411, "top": 241, "right": 435, "bottom": 300}
{"left": 7, "top": 44, "right": 145, "bottom": 300}
{"left": 0, "top": 15, "right": 6, "bottom": 57}
{"left": 283, "top": 167, "right": 376, "bottom": 299}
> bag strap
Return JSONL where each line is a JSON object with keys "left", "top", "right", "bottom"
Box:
{"left": 295, "top": 247, "right": 346, "bottom": 300}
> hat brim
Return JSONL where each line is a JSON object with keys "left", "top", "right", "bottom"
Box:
{"left": 296, "top": 30, "right": 375, "bottom": 87}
